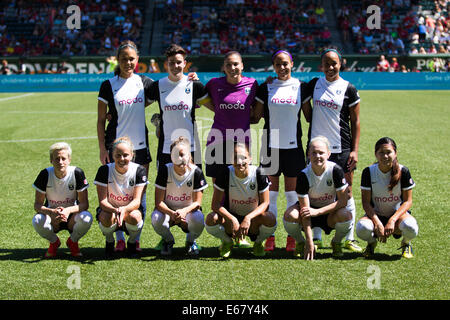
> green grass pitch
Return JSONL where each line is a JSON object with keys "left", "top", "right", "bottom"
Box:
{"left": 0, "top": 90, "right": 448, "bottom": 300}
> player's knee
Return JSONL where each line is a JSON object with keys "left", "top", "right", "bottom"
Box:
{"left": 263, "top": 211, "right": 277, "bottom": 227}
{"left": 336, "top": 207, "right": 352, "bottom": 222}
{"left": 356, "top": 219, "right": 374, "bottom": 240}
{"left": 77, "top": 211, "right": 93, "bottom": 226}
{"left": 126, "top": 210, "right": 142, "bottom": 225}
{"left": 283, "top": 206, "right": 299, "bottom": 222}
{"left": 205, "top": 212, "right": 219, "bottom": 226}
{"left": 151, "top": 209, "right": 165, "bottom": 227}
{"left": 400, "top": 216, "right": 419, "bottom": 238}
{"left": 32, "top": 213, "right": 47, "bottom": 229}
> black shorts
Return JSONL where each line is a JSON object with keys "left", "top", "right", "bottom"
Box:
{"left": 260, "top": 147, "right": 306, "bottom": 177}
{"left": 376, "top": 212, "right": 411, "bottom": 239}
{"left": 329, "top": 150, "right": 353, "bottom": 174}
{"left": 56, "top": 213, "right": 74, "bottom": 233}
{"left": 157, "top": 151, "right": 202, "bottom": 169}
{"left": 223, "top": 213, "right": 258, "bottom": 242}
{"left": 205, "top": 142, "right": 234, "bottom": 178}
{"left": 108, "top": 147, "right": 152, "bottom": 166}
{"left": 310, "top": 213, "right": 334, "bottom": 235}
{"left": 95, "top": 206, "right": 144, "bottom": 235}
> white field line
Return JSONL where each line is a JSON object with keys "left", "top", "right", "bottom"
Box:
{"left": 0, "top": 136, "right": 97, "bottom": 143}
{"left": 0, "top": 93, "right": 35, "bottom": 102}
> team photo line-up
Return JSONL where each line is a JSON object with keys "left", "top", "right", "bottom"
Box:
{"left": 32, "top": 41, "right": 418, "bottom": 260}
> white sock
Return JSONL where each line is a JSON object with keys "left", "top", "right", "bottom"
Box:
{"left": 399, "top": 216, "right": 419, "bottom": 243}
{"left": 356, "top": 219, "right": 376, "bottom": 244}
{"left": 126, "top": 220, "right": 144, "bottom": 244}
{"left": 136, "top": 192, "right": 147, "bottom": 242}
{"left": 345, "top": 197, "right": 356, "bottom": 241}
{"left": 285, "top": 191, "right": 298, "bottom": 208}
{"left": 283, "top": 219, "right": 305, "bottom": 243}
{"left": 32, "top": 213, "right": 58, "bottom": 243}
{"left": 333, "top": 219, "right": 352, "bottom": 243}
{"left": 70, "top": 211, "right": 93, "bottom": 242}
{"left": 205, "top": 223, "right": 232, "bottom": 243}
{"left": 269, "top": 191, "right": 278, "bottom": 218}
{"left": 313, "top": 227, "right": 323, "bottom": 241}
{"left": 185, "top": 210, "right": 205, "bottom": 243}
{"left": 151, "top": 209, "right": 174, "bottom": 242}
{"left": 255, "top": 223, "right": 277, "bottom": 243}
{"left": 98, "top": 222, "right": 117, "bottom": 243}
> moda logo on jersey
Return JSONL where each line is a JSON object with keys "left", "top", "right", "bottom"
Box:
{"left": 270, "top": 96, "right": 298, "bottom": 105}
{"left": 314, "top": 99, "right": 339, "bottom": 110}
{"left": 310, "top": 193, "right": 334, "bottom": 203}
{"left": 49, "top": 197, "right": 76, "bottom": 206}
{"left": 167, "top": 193, "right": 192, "bottom": 202}
{"left": 109, "top": 193, "right": 133, "bottom": 203}
{"left": 219, "top": 100, "right": 245, "bottom": 110}
{"left": 118, "top": 96, "right": 144, "bottom": 106}
{"left": 374, "top": 194, "right": 400, "bottom": 203}
{"left": 231, "top": 197, "right": 258, "bottom": 205}
{"left": 164, "top": 101, "right": 189, "bottom": 111}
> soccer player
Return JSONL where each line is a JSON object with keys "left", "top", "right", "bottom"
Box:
{"left": 97, "top": 40, "right": 152, "bottom": 253}
{"left": 203, "top": 51, "right": 258, "bottom": 182}
{"left": 205, "top": 142, "right": 277, "bottom": 258}
{"left": 151, "top": 137, "right": 208, "bottom": 256}
{"left": 32, "top": 142, "right": 92, "bottom": 258}
{"left": 283, "top": 136, "right": 353, "bottom": 260}
{"left": 146, "top": 44, "right": 207, "bottom": 168}
{"left": 94, "top": 136, "right": 147, "bottom": 257}
{"left": 252, "top": 50, "right": 311, "bottom": 253}
{"left": 303, "top": 47, "right": 362, "bottom": 253}
{"left": 356, "top": 137, "right": 418, "bottom": 258}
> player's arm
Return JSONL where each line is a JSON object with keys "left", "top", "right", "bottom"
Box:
{"left": 60, "top": 189, "right": 89, "bottom": 217}
{"left": 298, "top": 196, "right": 314, "bottom": 260}
{"left": 301, "top": 99, "right": 312, "bottom": 123}
{"left": 197, "top": 95, "right": 215, "bottom": 112}
{"left": 34, "top": 190, "right": 57, "bottom": 216}
{"left": 96, "top": 184, "right": 117, "bottom": 214}
{"left": 97, "top": 99, "right": 110, "bottom": 165}
{"left": 154, "top": 186, "right": 178, "bottom": 219}
{"left": 348, "top": 102, "right": 360, "bottom": 172}
{"left": 238, "top": 189, "right": 270, "bottom": 238}
{"left": 385, "top": 188, "right": 413, "bottom": 237}
{"left": 361, "top": 188, "right": 385, "bottom": 241}
{"left": 251, "top": 100, "right": 264, "bottom": 124}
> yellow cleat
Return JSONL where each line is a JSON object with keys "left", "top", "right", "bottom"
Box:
{"left": 294, "top": 242, "right": 305, "bottom": 258}
{"left": 219, "top": 241, "right": 233, "bottom": 258}
{"left": 252, "top": 242, "right": 265, "bottom": 257}
{"left": 344, "top": 240, "right": 363, "bottom": 252}
{"left": 331, "top": 241, "right": 344, "bottom": 258}
{"left": 399, "top": 243, "right": 414, "bottom": 259}
{"left": 235, "top": 238, "right": 252, "bottom": 248}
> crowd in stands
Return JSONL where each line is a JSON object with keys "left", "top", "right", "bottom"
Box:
{"left": 338, "top": 0, "right": 449, "bottom": 55}
{"left": 0, "top": 0, "right": 145, "bottom": 57}
{"left": 160, "top": 0, "right": 330, "bottom": 55}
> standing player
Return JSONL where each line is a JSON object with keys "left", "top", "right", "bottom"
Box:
{"left": 146, "top": 44, "right": 207, "bottom": 168}
{"left": 32, "top": 142, "right": 92, "bottom": 258}
{"left": 94, "top": 136, "right": 147, "bottom": 257}
{"left": 356, "top": 137, "right": 418, "bottom": 258}
{"left": 303, "top": 47, "right": 362, "bottom": 253}
{"left": 252, "top": 50, "right": 311, "bottom": 253}
{"left": 283, "top": 136, "right": 353, "bottom": 260}
{"left": 205, "top": 142, "right": 277, "bottom": 258}
{"left": 97, "top": 40, "right": 152, "bottom": 253}
{"left": 202, "top": 51, "right": 259, "bottom": 248}
{"left": 151, "top": 137, "right": 208, "bottom": 256}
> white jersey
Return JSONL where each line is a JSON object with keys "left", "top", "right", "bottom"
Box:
{"left": 360, "top": 163, "right": 415, "bottom": 217}
{"left": 33, "top": 166, "right": 89, "bottom": 209}
{"left": 94, "top": 162, "right": 148, "bottom": 208}
{"left": 214, "top": 165, "right": 270, "bottom": 216}
{"left": 147, "top": 75, "right": 207, "bottom": 154}
{"left": 297, "top": 161, "right": 348, "bottom": 208}
{"left": 98, "top": 74, "right": 153, "bottom": 151}
{"left": 306, "top": 77, "right": 360, "bottom": 153}
{"left": 255, "top": 78, "right": 308, "bottom": 149}
{"left": 155, "top": 163, "right": 208, "bottom": 210}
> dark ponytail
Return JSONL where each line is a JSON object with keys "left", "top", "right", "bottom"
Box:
{"left": 114, "top": 40, "right": 139, "bottom": 76}
{"left": 375, "top": 137, "right": 401, "bottom": 191}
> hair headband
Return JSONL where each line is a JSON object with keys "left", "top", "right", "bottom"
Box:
{"left": 113, "top": 139, "right": 133, "bottom": 150}
{"left": 321, "top": 48, "right": 342, "bottom": 60}
{"left": 272, "top": 50, "right": 293, "bottom": 62}
{"left": 118, "top": 43, "right": 137, "bottom": 52}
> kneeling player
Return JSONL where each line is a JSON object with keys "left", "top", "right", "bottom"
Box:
{"left": 283, "top": 136, "right": 352, "bottom": 260}
{"left": 205, "top": 142, "right": 277, "bottom": 258}
{"left": 32, "top": 142, "right": 92, "bottom": 258}
{"left": 151, "top": 137, "right": 208, "bottom": 256}
{"left": 94, "top": 137, "right": 147, "bottom": 257}
{"left": 356, "top": 137, "right": 418, "bottom": 258}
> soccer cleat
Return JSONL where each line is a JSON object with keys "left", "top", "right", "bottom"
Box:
{"left": 66, "top": 237, "right": 82, "bottom": 257}
{"left": 161, "top": 240, "right": 174, "bottom": 256}
{"left": 234, "top": 238, "right": 252, "bottom": 248}
{"left": 135, "top": 240, "right": 142, "bottom": 252}
{"left": 286, "top": 235, "right": 296, "bottom": 252}
{"left": 331, "top": 241, "right": 344, "bottom": 258}
{"left": 153, "top": 238, "right": 164, "bottom": 251}
{"left": 219, "top": 241, "right": 233, "bottom": 258}
{"left": 115, "top": 239, "right": 126, "bottom": 252}
{"left": 45, "top": 237, "right": 61, "bottom": 258}
{"left": 186, "top": 240, "right": 200, "bottom": 256}
{"left": 363, "top": 242, "right": 377, "bottom": 258}
{"left": 264, "top": 236, "right": 275, "bottom": 252}
{"left": 105, "top": 241, "right": 115, "bottom": 257}
{"left": 127, "top": 241, "right": 138, "bottom": 256}
{"left": 399, "top": 243, "right": 414, "bottom": 259}
{"left": 344, "top": 240, "right": 363, "bottom": 252}
{"left": 294, "top": 242, "right": 305, "bottom": 258}
{"left": 313, "top": 238, "right": 324, "bottom": 249}
{"left": 252, "top": 242, "right": 265, "bottom": 257}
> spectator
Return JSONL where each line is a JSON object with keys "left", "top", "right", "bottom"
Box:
{"left": 377, "top": 55, "right": 390, "bottom": 72}
{"left": 0, "top": 59, "right": 12, "bottom": 75}
{"left": 390, "top": 57, "right": 400, "bottom": 72}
